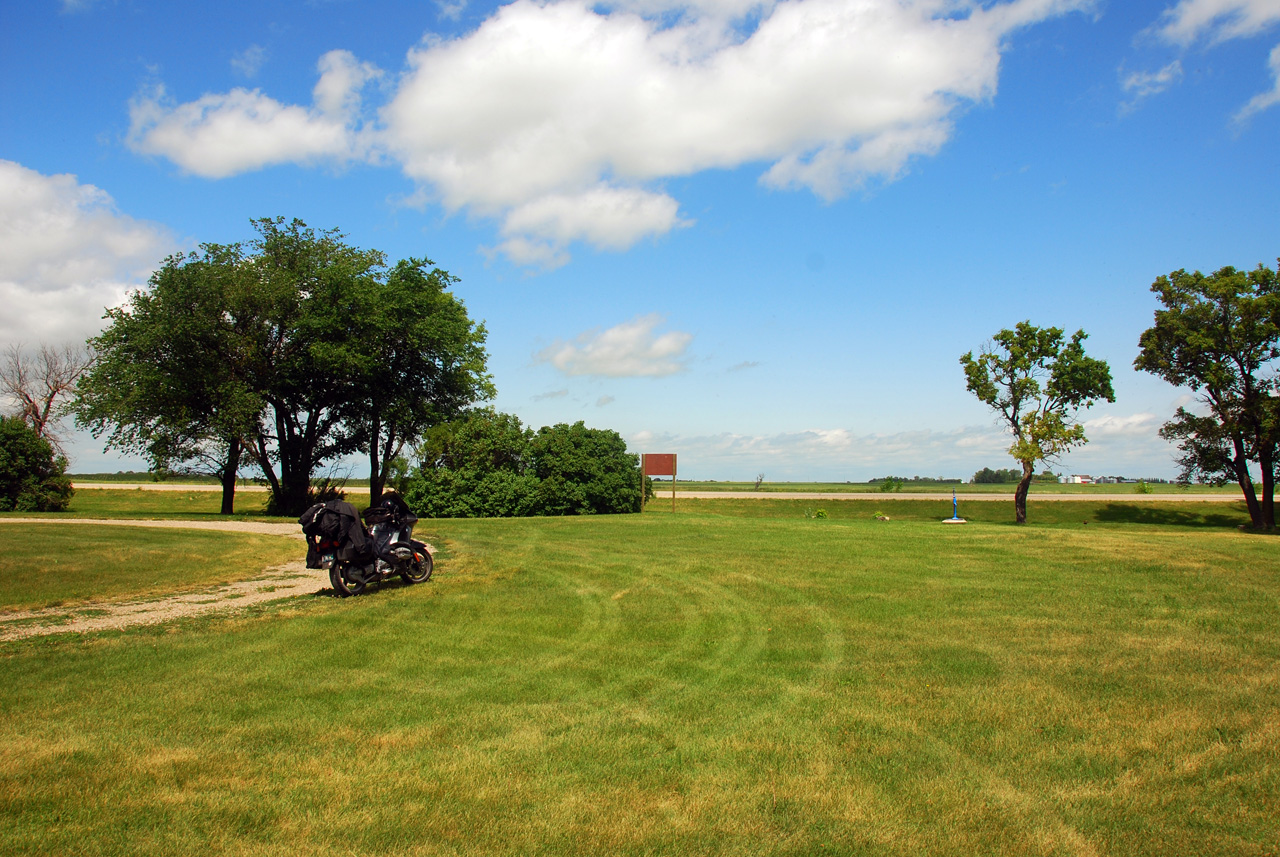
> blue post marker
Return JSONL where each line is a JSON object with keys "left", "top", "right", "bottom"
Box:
{"left": 944, "top": 487, "right": 967, "bottom": 524}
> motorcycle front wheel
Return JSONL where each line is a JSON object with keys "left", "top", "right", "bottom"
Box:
{"left": 399, "top": 550, "right": 433, "bottom": 584}
{"left": 330, "top": 558, "right": 368, "bottom": 597}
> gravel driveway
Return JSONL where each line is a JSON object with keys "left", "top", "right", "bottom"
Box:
{"left": 0, "top": 518, "right": 430, "bottom": 641}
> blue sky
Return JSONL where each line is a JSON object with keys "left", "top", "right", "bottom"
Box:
{"left": 2, "top": 0, "right": 1278, "bottom": 480}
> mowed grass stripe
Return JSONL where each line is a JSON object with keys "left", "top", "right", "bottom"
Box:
{"left": 1, "top": 506, "right": 1277, "bottom": 855}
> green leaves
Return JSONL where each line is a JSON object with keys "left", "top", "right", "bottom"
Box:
{"left": 960, "top": 321, "right": 1114, "bottom": 522}
{"left": 402, "top": 411, "right": 641, "bottom": 517}
{"left": 1134, "top": 259, "right": 1280, "bottom": 528}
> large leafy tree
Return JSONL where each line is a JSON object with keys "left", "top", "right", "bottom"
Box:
{"left": 1134, "top": 262, "right": 1280, "bottom": 529}
{"left": 961, "top": 322, "right": 1114, "bottom": 523}
{"left": 76, "top": 244, "right": 261, "bottom": 514}
{"left": 345, "top": 259, "right": 494, "bottom": 506}
{"left": 77, "top": 217, "right": 492, "bottom": 516}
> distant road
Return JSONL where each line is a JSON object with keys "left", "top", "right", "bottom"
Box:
{"left": 671, "top": 491, "right": 1239, "bottom": 502}
{"left": 71, "top": 483, "right": 1240, "bottom": 503}
{"left": 74, "top": 482, "right": 269, "bottom": 492}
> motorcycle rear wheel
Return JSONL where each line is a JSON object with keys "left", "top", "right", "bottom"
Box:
{"left": 330, "top": 558, "right": 368, "bottom": 597}
{"left": 399, "top": 550, "right": 433, "bottom": 584}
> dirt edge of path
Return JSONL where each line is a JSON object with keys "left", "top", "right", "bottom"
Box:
{"left": 0, "top": 518, "right": 433, "bottom": 641}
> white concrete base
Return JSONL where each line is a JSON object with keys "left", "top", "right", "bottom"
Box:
{"left": 942, "top": 517, "right": 968, "bottom": 524}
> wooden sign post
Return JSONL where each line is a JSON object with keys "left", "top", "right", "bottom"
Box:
{"left": 641, "top": 453, "right": 677, "bottom": 512}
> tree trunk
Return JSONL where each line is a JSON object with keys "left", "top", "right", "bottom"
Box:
{"left": 219, "top": 437, "right": 241, "bottom": 516}
{"left": 1259, "top": 445, "right": 1275, "bottom": 530}
{"left": 368, "top": 414, "right": 383, "bottom": 507}
{"left": 1230, "top": 436, "right": 1263, "bottom": 528}
{"left": 1013, "top": 462, "right": 1034, "bottom": 524}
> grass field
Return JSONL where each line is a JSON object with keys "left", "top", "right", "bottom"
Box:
{"left": 1, "top": 496, "right": 1276, "bottom": 855}
{"left": 0, "top": 527, "right": 300, "bottom": 612}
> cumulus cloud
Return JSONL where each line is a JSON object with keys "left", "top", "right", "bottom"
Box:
{"left": 0, "top": 160, "right": 175, "bottom": 346}
{"left": 128, "top": 49, "right": 381, "bottom": 178}
{"left": 383, "top": 0, "right": 1086, "bottom": 258}
{"left": 492, "top": 185, "right": 690, "bottom": 269}
{"left": 1155, "top": 0, "right": 1280, "bottom": 44}
{"left": 1144, "top": 0, "right": 1280, "bottom": 118}
{"left": 537, "top": 314, "right": 694, "bottom": 377}
{"left": 123, "top": 0, "right": 1089, "bottom": 264}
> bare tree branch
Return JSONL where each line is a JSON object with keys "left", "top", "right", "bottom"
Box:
{"left": 1, "top": 342, "right": 94, "bottom": 452}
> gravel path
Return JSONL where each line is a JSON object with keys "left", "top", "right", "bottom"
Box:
{"left": 0, "top": 518, "right": 430, "bottom": 641}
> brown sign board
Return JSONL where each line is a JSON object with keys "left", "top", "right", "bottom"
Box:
{"left": 642, "top": 453, "right": 676, "bottom": 477}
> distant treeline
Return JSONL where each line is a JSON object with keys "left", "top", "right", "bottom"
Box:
{"left": 970, "top": 468, "right": 1060, "bottom": 484}
{"left": 869, "top": 476, "right": 963, "bottom": 484}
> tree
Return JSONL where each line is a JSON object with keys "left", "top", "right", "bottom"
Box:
{"left": 971, "top": 467, "right": 1022, "bottom": 484}
{"left": 76, "top": 217, "right": 493, "bottom": 517}
{"left": 961, "top": 322, "right": 1114, "bottom": 523}
{"left": 2, "top": 343, "right": 93, "bottom": 451}
{"left": 401, "top": 412, "right": 643, "bottom": 517}
{"left": 76, "top": 244, "right": 261, "bottom": 514}
{"left": 1134, "top": 262, "right": 1280, "bottom": 529}
{"left": 529, "top": 421, "right": 643, "bottom": 515}
{"left": 345, "top": 258, "right": 494, "bottom": 506}
{"left": 403, "top": 409, "right": 538, "bottom": 518}
{"left": 0, "top": 416, "right": 74, "bottom": 512}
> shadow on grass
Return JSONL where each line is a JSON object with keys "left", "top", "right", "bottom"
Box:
{"left": 1089, "top": 501, "right": 1268, "bottom": 530}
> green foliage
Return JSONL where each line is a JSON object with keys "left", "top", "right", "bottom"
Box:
{"left": 1135, "top": 260, "right": 1280, "bottom": 529}
{"left": 878, "top": 476, "right": 904, "bottom": 492}
{"left": 402, "top": 410, "right": 641, "bottom": 517}
{"left": 960, "top": 322, "right": 1114, "bottom": 522}
{"left": 76, "top": 217, "right": 492, "bottom": 516}
{"left": 0, "top": 417, "right": 73, "bottom": 512}
{"left": 971, "top": 467, "right": 1022, "bottom": 483}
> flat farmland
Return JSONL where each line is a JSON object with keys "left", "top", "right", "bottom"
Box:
{"left": 1, "top": 497, "right": 1276, "bottom": 856}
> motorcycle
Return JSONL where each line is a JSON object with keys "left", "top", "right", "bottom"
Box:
{"left": 324, "top": 493, "right": 433, "bottom": 597}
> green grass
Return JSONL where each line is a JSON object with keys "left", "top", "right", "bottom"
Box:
{"left": 1, "top": 487, "right": 374, "bottom": 520}
{"left": 0, "top": 527, "right": 301, "bottom": 611}
{"left": 1, "top": 503, "right": 1277, "bottom": 855}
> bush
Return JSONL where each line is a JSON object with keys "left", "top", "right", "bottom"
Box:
{"left": 401, "top": 411, "right": 642, "bottom": 517}
{"left": 0, "top": 416, "right": 74, "bottom": 512}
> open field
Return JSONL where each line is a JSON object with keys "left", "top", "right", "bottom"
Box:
{"left": 1, "top": 493, "right": 1277, "bottom": 855}
{"left": 666, "top": 480, "right": 1238, "bottom": 496}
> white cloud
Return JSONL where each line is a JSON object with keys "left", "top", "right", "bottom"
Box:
{"left": 231, "top": 44, "right": 268, "bottom": 78}
{"left": 1120, "top": 60, "right": 1184, "bottom": 105}
{"left": 0, "top": 160, "right": 175, "bottom": 346}
{"left": 626, "top": 418, "right": 1177, "bottom": 480}
{"left": 124, "top": 0, "right": 1089, "bottom": 265}
{"left": 383, "top": 0, "right": 1084, "bottom": 258}
{"left": 1145, "top": 0, "right": 1280, "bottom": 118}
{"left": 537, "top": 314, "right": 694, "bottom": 377}
{"left": 127, "top": 49, "right": 380, "bottom": 178}
{"left": 493, "top": 186, "right": 690, "bottom": 269}
{"left": 1234, "top": 42, "right": 1280, "bottom": 121}
{"left": 1083, "top": 412, "right": 1160, "bottom": 436}
{"left": 1155, "top": 0, "right": 1280, "bottom": 44}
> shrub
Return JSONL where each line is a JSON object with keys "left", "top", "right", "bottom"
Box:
{"left": 401, "top": 411, "right": 642, "bottom": 517}
{"left": 0, "top": 416, "right": 74, "bottom": 512}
